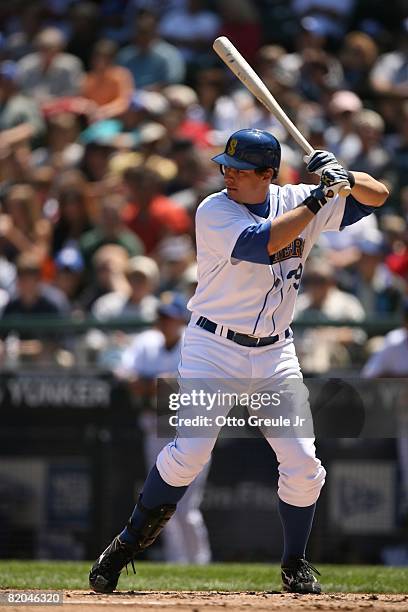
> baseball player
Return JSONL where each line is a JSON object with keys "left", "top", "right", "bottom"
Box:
{"left": 90, "top": 129, "right": 389, "bottom": 594}
{"left": 362, "top": 300, "right": 408, "bottom": 520}
{"left": 117, "top": 291, "right": 211, "bottom": 564}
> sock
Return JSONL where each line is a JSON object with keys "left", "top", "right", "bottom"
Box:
{"left": 120, "top": 465, "right": 188, "bottom": 544}
{"left": 278, "top": 498, "right": 316, "bottom": 564}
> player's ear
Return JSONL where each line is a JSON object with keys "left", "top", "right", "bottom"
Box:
{"left": 264, "top": 168, "right": 275, "bottom": 181}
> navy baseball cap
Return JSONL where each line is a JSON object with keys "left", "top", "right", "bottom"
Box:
{"left": 211, "top": 128, "right": 281, "bottom": 172}
{"left": 55, "top": 246, "right": 84, "bottom": 272}
{"left": 157, "top": 292, "right": 189, "bottom": 320}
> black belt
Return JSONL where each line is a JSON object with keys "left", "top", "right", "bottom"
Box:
{"left": 196, "top": 316, "right": 290, "bottom": 347}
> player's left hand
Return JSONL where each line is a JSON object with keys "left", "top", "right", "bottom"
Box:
{"left": 304, "top": 150, "right": 339, "bottom": 175}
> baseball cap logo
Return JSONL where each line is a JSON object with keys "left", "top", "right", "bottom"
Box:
{"left": 227, "top": 138, "right": 238, "bottom": 156}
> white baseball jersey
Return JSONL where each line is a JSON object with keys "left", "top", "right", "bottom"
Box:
{"left": 188, "top": 184, "right": 348, "bottom": 337}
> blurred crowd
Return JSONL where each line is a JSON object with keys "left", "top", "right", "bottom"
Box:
{"left": 0, "top": 0, "right": 407, "bottom": 372}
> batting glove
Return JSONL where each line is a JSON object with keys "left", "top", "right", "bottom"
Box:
{"left": 320, "top": 164, "right": 352, "bottom": 196}
{"left": 304, "top": 165, "right": 351, "bottom": 214}
{"left": 304, "top": 150, "right": 339, "bottom": 175}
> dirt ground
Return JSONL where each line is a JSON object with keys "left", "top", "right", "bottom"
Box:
{"left": 2, "top": 590, "right": 408, "bottom": 612}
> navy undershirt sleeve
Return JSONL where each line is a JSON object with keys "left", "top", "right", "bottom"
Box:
{"left": 340, "top": 194, "right": 377, "bottom": 229}
{"left": 231, "top": 220, "right": 272, "bottom": 264}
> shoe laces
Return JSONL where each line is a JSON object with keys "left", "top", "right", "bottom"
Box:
{"left": 100, "top": 539, "right": 136, "bottom": 576}
{"left": 283, "top": 558, "right": 321, "bottom": 580}
{"left": 296, "top": 559, "right": 321, "bottom": 579}
{"left": 125, "top": 559, "right": 136, "bottom": 576}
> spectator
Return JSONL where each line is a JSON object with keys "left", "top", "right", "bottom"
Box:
{"left": 92, "top": 254, "right": 159, "bottom": 322}
{"left": 166, "top": 138, "right": 208, "bottom": 199}
{"left": 65, "top": 2, "right": 100, "bottom": 70}
{"left": 361, "top": 301, "right": 408, "bottom": 520}
{"left": 362, "top": 303, "right": 408, "bottom": 378}
{"left": 390, "top": 101, "right": 408, "bottom": 197}
{"left": 156, "top": 235, "right": 195, "bottom": 292}
{"left": 16, "top": 27, "right": 84, "bottom": 103}
{"left": 0, "top": 184, "right": 51, "bottom": 264}
{"left": 370, "top": 19, "right": 408, "bottom": 100}
{"left": 274, "top": 17, "right": 343, "bottom": 107}
{"left": 378, "top": 214, "right": 408, "bottom": 285}
{"left": 217, "top": 0, "right": 261, "bottom": 64}
{"left": 116, "top": 11, "right": 185, "bottom": 89}
{"left": 385, "top": 209, "right": 408, "bottom": 286}
{"left": 291, "top": 0, "right": 356, "bottom": 41}
{"left": 121, "top": 90, "right": 169, "bottom": 138}
{"left": 298, "top": 48, "right": 343, "bottom": 103}
{"left": 0, "top": 142, "right": 33, "bottom": 200}
{"left": 81, "top": 39, "right": 135, "bottom": 123}
{"left": 79, "top": 244, "right": 130, "bottom": 311}
{"left": 159, "top": 0, "right": 221, "bottom": 67}
{"left": 33, "top": 112, "right": 82, "bottom": 169}
{"left": 0, "top": 60, "right": 45, "bottom": 146}
{"left": 296, "top": 260, "right": 365, "bottom": 323}
{"left": 294, "top": 260, "right": 365, "bottom": 373}
{"left": 325, "top": 90, "right": 362, "bottom": 165}
{"left": 339, "top": 31, "right": 378, "bottom": 98}
{"left": 4, "top": 3, "right": 45, "bottom": 61}
{"left": 177, "top": 261, "right": 198, "bottom": 299}
{"left": 51, "top": 170, "right": 93, "bottom": 255}
{"left": 346, "top": 230, "right": 403, "bottom": 316}
{"left": 79, "top": 194, "right": 144, "bottom": 269}
{"left": 2, "top": 252, "right": 69, "bottom": 318}
{"left": 79, "top": 123, "right": 121, "bottom": 182}
{"left": 349, "top": 109, "right": 395, "bottom": 193}
{"left": 163, "top": 83, "right": 211, "bottom": 148}
{"left": 53, "top": 245, "right": 85, "bottom": 309}
{"left": 0, "top": 251, "right": 71, "bottom": 363}
{"left": 121, "top": 165, "right": 191, "bottom": 254}
{"left": 30, "top": 165, "right": 57, "bottom": 210}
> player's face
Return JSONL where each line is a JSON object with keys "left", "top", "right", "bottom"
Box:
{"left": 221, "top": 166, "right": 272, "bottom": 204}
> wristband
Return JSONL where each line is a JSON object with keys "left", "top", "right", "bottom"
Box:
{"left": 302, "top": 195, "right": 322, "bottom": 215}
{"left": 347, "top": 171, "right": 355, "bottom": 189}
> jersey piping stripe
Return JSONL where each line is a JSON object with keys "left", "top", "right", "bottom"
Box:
{"left": 269, "top": 188, "right": 287, "bottom": 334}
{"left": 251, "top": 187, "right": 280, "bottom": 337}
{"left": 251, "top": 280, "right": 275, "bottom": 336}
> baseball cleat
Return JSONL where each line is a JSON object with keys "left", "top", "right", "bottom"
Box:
{"left": 89, "top": 536, "right": 137, "bottom": 593}
{"left": 281, "top": 557, "right": 322, "bottom": 594}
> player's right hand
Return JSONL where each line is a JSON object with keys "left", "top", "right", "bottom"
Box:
{"left": 304, "top": 150, "right": 339, "bottom": 175}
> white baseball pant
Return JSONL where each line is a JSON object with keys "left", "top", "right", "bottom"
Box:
{"left": 156, "top": 321, "right": 326, "bottom": 507}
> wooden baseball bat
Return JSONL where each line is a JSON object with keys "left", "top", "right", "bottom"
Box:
{"left": 213, "top": 36, "right": 351, "bottom": 197}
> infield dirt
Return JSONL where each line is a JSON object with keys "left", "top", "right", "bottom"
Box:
{"left": 1, "top": 590, "right": 408, "bottom": 612}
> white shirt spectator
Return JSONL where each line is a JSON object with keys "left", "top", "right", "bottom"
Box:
{"left": 159, "top": 7, "right": 220, "bottom": 61}
{"left": 292, "top": 0, "right": 355, "bottom": 38}
{"left": 92, "top": 292, "right": 158, "bottom": 323}
{"left": 370, "top": 52, "right": 408, "bottom": 89}
{"left": 317, "top": 214, "right": 378, "bottom": 251}
{"left": 295, "top": 286, "right": 365, "bottom": 322}
{"left": 17, "top": 51, "right": 84, "bottom": 102}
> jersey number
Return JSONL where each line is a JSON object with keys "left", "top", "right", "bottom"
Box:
{"left": 286, "top": 263, "right": 303, "bottom": 290}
